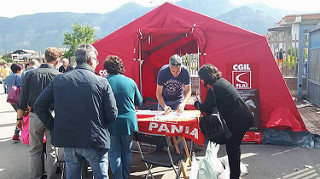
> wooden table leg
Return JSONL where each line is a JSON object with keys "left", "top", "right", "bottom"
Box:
{"left": 172, "top": 136, "right": 181, "bottom": 154}
{"left": 172, "top": 136, "right": 193, "bottom": 179}
{"left": 182, "top": 137, "right": 192, "bottom": 166}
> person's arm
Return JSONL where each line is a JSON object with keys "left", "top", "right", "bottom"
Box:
{"left": 16, "top": 109, "right": 25, "bottom": 130}
{"left": 16, "top": 72, "right": 32, "bottom": 129}
{"left": 177, "top": 84, "right": 191, "bottom": 113}
{"left": 17, "top": 72, "right": 31, "bottom": 111}
{"left": 134, "top": 83, "right": 143, "bottom": 107}
{"left": 156, "top": 85, "right": 172, "bottom": 114}
{"left": 177, "top": 68, "right": 192, "bottom": 113}
{"left": 156, "top": 85, "right": 166, "bottom": 109}
{"left": 194, "top": 88, "right": 215, "bottom": 114}
{"left": 34, "top": 83, "right": 55, "bottom": 131}
{"left": 102, "top": 80, "right": 118, "bottom": 125}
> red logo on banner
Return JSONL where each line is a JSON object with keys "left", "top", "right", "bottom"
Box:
{"left": 232, "top": 64, "right": 252, "bottom": 89}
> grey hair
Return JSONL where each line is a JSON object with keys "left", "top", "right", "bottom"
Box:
{"left": 61, "top": 58, "right": 69, "bottom": 63}
{"left": 29, "top": 59, "right": 39, "bottom": 67}
{"left": 75, "top": 43, "right": 98, "bottom": 64}
{"left": 169, "top": 54, "right": 182, "bottom": 67}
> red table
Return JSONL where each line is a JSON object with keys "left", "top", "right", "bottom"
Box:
{"left": 137, "top": 110, "right": 205, "bottom": 179}
{"left": 137, "top": 110, "right": 205, "bottom": 146}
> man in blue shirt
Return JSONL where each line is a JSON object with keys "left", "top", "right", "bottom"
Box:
{"left": 156, "top": 54, "right": 191, "bottom": 114}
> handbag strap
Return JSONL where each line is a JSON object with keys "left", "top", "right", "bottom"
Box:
{"left": 209, "top": 87, "right": 219, "bottom": 113}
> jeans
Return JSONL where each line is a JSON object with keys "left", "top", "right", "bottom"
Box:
{"left": 109, "top": 135, "right": 133, "bottom": 179}
{"left": 64, "top": 147, "right": 109, "bottom": 179}
{"left": 29, "top": 112, "right": 56, "bottom": 179}
{"left": 10, "top": 103, "right": 20, "bottom": 135}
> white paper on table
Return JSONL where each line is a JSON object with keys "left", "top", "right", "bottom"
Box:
{"left": 154, "top": 111, "right": 200, "bottom": 121}
{"left": 136, "top": 110, "right": 200, "bottom": 121}
{"left": 136, "top": 110, "right": 163, "bottom": 116}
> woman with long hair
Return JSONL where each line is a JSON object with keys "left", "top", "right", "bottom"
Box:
{"left": 194, "top": 64, "right": 254, "bottom": 179}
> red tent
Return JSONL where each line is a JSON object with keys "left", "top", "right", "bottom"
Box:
{"left": 93, "top": 3, "right": 307, "bottom": 132}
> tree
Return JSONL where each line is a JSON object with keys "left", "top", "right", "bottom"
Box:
{"left": 1, "top": 54, "right": 14, "bottom": 63}
{"left": 63, "top": 22, "right": 98, "bottom": 59}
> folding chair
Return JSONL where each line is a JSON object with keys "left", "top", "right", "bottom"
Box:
{"left": 133, "top": 131, "right": 185, "bottom": 179}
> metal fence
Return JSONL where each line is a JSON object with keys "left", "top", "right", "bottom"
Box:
{"left": 182, "top": 53, "right": 200, "bottom": 94}
{"left": 308, "top": 29, "right": 320, "bottom": 107}
{"left": 182, "top": 53, "right": 199, "bottom": 75}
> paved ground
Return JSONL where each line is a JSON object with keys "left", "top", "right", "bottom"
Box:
{"left": 0, "top": 83, "right": 319, "bottom": 179}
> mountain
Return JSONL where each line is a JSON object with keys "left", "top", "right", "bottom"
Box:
{"left": 216, "top": 6, "right": 278, "bottom": 35}
{"left": 176, "top": 0, "right": 235, "bottom": 17}
{"left": 0, "top": 0, "right": 292, "bottom": 54}
{"left": 0, "top": 2, "right": 150, "bottom": 54}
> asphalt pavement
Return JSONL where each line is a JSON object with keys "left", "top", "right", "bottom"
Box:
{"left": 0, "top": 83, "right": 319, "bottom": 179}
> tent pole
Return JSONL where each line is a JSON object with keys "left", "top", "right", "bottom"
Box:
{"left": 139, "top": 40, "right": 143, "bottom": 95}
{"left": 197, "top": 46, "right": 201, "bottom": 96}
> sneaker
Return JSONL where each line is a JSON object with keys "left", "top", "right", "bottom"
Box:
{"left": 12, "top": 134, "right": 20, "bottom": 143}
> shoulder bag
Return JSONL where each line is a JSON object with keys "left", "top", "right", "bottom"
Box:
{"left": 199, "top": 88, "right": 232, "bottom": 144}
{"left": 7, "top": 74, "right": 21, "bottom": 104}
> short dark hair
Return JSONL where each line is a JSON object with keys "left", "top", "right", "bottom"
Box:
{"left": 75, "top": 44, "right": 98, "bottom": 64}
{"left": 169, "top": 54, "right": 182, "bottom": 67}
{"left": 198, "top": 64, "right": 222, "bottom": 86}
{"left": 11, "top": 63, "right": 22, "bottom": 73}
{"left": 103, "top": 55, "right": 125, "bottom": 74}
{"left": 45, "top": 47, "right": 62, "bottom": 62}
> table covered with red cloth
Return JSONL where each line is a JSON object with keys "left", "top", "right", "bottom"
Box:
{"left": 137, "top": 110, "right": 205, "bottom": 146}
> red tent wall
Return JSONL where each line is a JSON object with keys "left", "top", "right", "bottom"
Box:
{"left": 93, "top": 3, "right": 307, "bottom": 132}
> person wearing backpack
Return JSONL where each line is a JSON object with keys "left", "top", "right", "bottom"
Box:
{"left": 4, "top": 63, "right": 23, "bottom": 142}
{"left": 194, "top": 64, "right": 254, "bottom": 179}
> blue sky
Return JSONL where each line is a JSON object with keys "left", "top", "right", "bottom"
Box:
{"left": 0, "top": 0, "right": 319, "bottom": 18}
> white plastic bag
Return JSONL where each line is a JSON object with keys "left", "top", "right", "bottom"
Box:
{"left": 218, "top": 167, "right": 230, "bottom": 179}
{"left": 190, "top": 152, "right": 200, "bottom": 179}
{"left": 240, "top": 162, "right": 249, "bottom": 176}
{"left": 218, "top": 155, "right": 249, "bottom": 178}
{"left": 197, "top": 142, "right": 225, "bottom": 179}
{"left": 206, "top": 142, "right": 225, "bottom": 174}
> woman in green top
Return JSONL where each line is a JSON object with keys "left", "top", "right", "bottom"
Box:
{"left": 103, "top": 55, "right": 143, "bottom": 179}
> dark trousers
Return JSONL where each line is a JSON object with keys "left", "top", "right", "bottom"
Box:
{"left": 225, "top": 126, "right": 249, "bottom": 179}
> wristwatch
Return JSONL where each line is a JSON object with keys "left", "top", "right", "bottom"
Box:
{"left": 17, "top": 117, "right": 23, "bottom": 121}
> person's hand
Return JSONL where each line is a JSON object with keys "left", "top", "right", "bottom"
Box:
{"left": 195, "top": 91, "right": 201, "bottom": 103}
{"left": 177, "top": 103, "right": 185, "bottom": 113}
{"left": 163, "top": 106, "right": 172, "bottom": 115}
{"left": 16, "top": 120, "right": 25, "bottom": 131}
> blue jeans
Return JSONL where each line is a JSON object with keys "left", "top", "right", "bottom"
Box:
{"left": 64, "top": 147, "right": 109, "bottom": 179}
{"left": 109, "top": 135, "right": 133, "bottom": 179}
